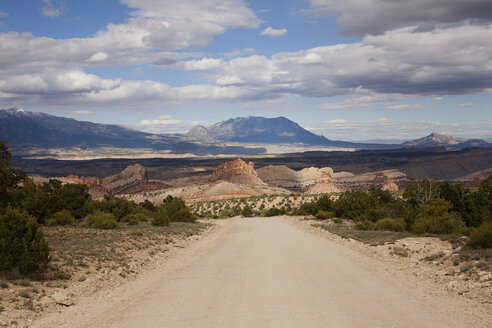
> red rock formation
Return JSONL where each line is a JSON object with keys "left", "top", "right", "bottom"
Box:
{"left": 103, "top": 164, "right": 148, "bottom": 194}
{"left": 210, "top": 159, "right": 265, "bottom": 185}
{"left": 306, "top": 173, "right": 343, "bottom": 194}
{"left": 333, "top": 169, "right": 411, "bottom": 191}
{"left": 60, "top": 175, "right": 112, "bottom": 199}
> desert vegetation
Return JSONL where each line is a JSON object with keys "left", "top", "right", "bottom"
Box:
{"left": 0, "top": 141, "right": 205, "bottom": 325}
{"left": 190, "top": 176, "right": 491, "bottom": 250}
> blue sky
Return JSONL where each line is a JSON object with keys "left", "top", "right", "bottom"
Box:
{"left": 0, "top": 0, "right": 491, "bottom": 141}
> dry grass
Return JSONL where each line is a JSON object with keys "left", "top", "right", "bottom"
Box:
{"left": 0, "top": 221, "right": 211, "bottom": 327}
{"left": 312, "top": 222, "right": 414, "bottom": 246}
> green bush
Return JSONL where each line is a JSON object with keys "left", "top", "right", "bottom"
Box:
{"left": 354, "top": 220, "right": 374, "bottom": 230}
{"left": 264, "top": 207, "right": 285, "bottom": 217}
{"left": 373, "top": 218, "right": 406, "bottom": 232}
{"left": 466, "top": 221, "right": 492, "bottom": 249}
{"left": 412, "top": 199, "right": 464, "bottom": 234}
{"left": 121, "top": 213, "right": 148, "bottom": 226}
{"left": 170, "top": 208, "right": 196, "bottom": 222}
{"left": 151, "top": 207, "right": 170, "bottom": 226}
{"left": 0, "top": 207, "right": 50, "bottom": 274}
{"left": 84, "top": 211, "right": 119, "bottom": 229}
{"left": 48, "top": 209, "right": 74, "bottom": 226}
{"left": 241, "top": 205, "right": 253, "bottom": 217}
{"left": 315, "top": 210, "right": 335, "bottom": 220}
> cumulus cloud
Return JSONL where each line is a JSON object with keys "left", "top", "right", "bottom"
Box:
{"left": 205, "top": 25, "right": 492, "bottom": 99}
{"left": 184, "top": 58, "right": 223, "bottom": 71}
{"left": 260, "top": 27, "right": 287, "bottom": 37}
{"left": 303, "top": 0, "right": 492, "bottom": 35}
{"left": 86, "top": 52, "right": 109, "bottom": 63}
{"left": 1, "top": 6, "right": 491, "bottom": 111}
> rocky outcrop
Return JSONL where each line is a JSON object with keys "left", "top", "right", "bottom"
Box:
{"left": 453, "top": 168, "right": 492, "bottom": 188}
{"left": 60, "top": 175, "right": 112, "bottom": 199}
{"left": 333, "top": 169, "right": 411, "bottom": 191}
{"left": 306, "top": 173, "right": 343, "bottom": 194}
{"left": 257, "top": 165, "right": 333, "bottom": 191}
{"left": 103, "top": 164, "right": 148, "bottom": 194}
{"left": 210, "top": 159, "right": 265, "bottom": 185}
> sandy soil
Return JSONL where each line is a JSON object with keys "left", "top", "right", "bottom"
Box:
{"left": 31, "top": 217, "right": 490, "bottom": 328}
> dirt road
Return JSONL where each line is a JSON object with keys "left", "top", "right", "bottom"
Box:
{"left": 34, "top": 217, "right": 489, "bottom": 327}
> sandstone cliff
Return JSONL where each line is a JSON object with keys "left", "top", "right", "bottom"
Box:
{"left": 103, "top": 164, "right": 148, "bottom": 194}
{"left": 210, "top": 159, "right": 265, "bottom": 185}
{"left": 257, "top": 165, "right": 333, "bottom": 190}
{"left": 305, "top": 173, "right": 343, "bottom": 194}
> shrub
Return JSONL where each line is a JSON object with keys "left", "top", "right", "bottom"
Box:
{"left": 0, "top": 207, "right": 50, "bottom": 274}
{"left": 264, "top": 207, "right": 285, "bottom": 217}
{"left": 315, "top": 210, "right": 335, "bottom": 220}
{"left": 121, "top": 213, "right": 147, "bottom": 226}
{"left": 354, "top": 220, "right": 374, "bottom": 230}
{"left": 48, "top": 209, "right": 74, "bottom": 226}
{"left": 241, "top": 205, "right": 253, "bottom": 217}
{"left": 412, "top": 199, "right": 464, "bottom": 234}
{"left": 151, "top": 207, "right": 170, "bottom": 226}
{"left": 373, "top": 218, "right": 406, "bottom": 232}
{"left": 84, "top": 211, "right": 119, "bottom": 229}
{"left": 466, "top": 221, "right": 492, "bottom": 249}
{"left": 170, "top": 208, "right": 196, "bottom": 222}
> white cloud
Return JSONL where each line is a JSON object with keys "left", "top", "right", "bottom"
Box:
{"left": 1, "top": 10, "right": 491, "bottom": 111}
{"left": 86, "top": 52, "right": 109, "bottom": 63}
{"left": 184, "top": 58, "right": 222, "bottom": 71}
{"left": 132, "top": 115, "right": 205, "bottom": 133}
{"left": 324, "top": 119, "right": 347, "bottom": 124}
{"left": 303, "top": 0, "right": 492, "bottom": 35}
{"left": 385, "top": 104, "right": 424, "bottom": 110}
{"left": 305, "top": 119, "right": 492, "bottom": 142}
{"left": 457, "top": 102, "right": 477, "bottom": 107}
{"left": 260, "top": 27, "right": 287, "bottom": 37}
{"left": 64, "top": 110, "right": 93, "bottom": 115}
{"left": 40, "top": 0, "right": 63, "bottom": 18}
{"left": 0, "top": 11, "right": 8, "bottom": 18}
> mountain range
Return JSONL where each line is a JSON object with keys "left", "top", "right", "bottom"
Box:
{"left": 1, "top": 108, "right": 490, "bottom": 157}
{"left": 402, "top": 132, "right": 491, "bottom": 150}
{"left": 0, "top": 109, "right": 265, "bottom": 156}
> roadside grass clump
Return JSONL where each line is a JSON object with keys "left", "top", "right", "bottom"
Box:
{"left": 423, "top": 251, "right": 445, "bottom": 261}
{"left": 48, "top": 209, "right": 75, "bottom": 226}
{"left": 0, "top": 281, "right": 9, "bottom": 288}
{"left": 84, "top": 211, "right": 119, "bottom": 229}
{"left": 18, "top": 289, "right": 32, "bottom": 299}
{"left": 390, "top": 245, "right": 409, "bottom": 257}
{"left": 315, "top": 210, "right": 335, "bottom": 220}
{"left": 0, "top": 207, "right": 50, "bottom": 274}
{"left": 373, "top": 218, "right": 406, "bottom": 232}
{"left": 465, "top": 221, "right": 492, "bottom": 249}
